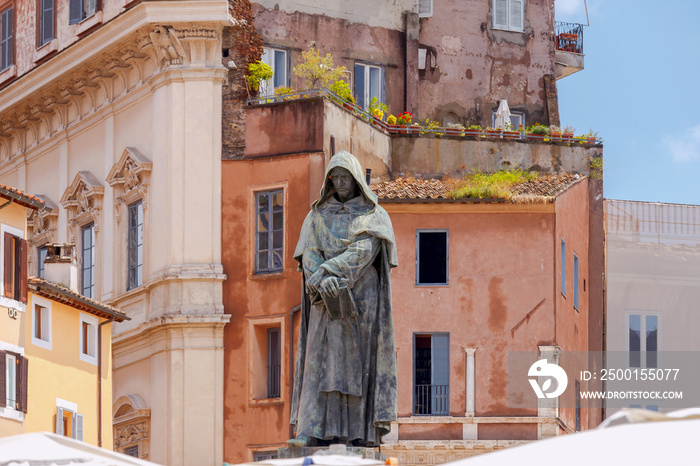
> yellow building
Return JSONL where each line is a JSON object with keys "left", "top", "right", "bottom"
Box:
{"left": 0, "top": 184, "right": 127, "bottom": 449}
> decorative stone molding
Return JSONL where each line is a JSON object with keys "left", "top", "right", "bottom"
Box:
{"left": 26, "top": 195, "right": 59, "bottom": 247}
{"left": 60, "top": 171, "right": 104, "bottom": 242}
{"left": 113, "top": 394, "right": 151, "bottom": 460}
{"left": 107, "top": 147, "right": 152, "bottom": 223}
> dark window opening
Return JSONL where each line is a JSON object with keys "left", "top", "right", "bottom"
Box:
{"left": 267, "top": 328, "right": 281, "bottom": 398}
{"left": 416, "top": 230, "right": 448, "bottom": 285}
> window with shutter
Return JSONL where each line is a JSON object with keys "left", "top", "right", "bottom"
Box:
{"left": 2, "top": 228, "right": 28, "bottom": 304}
{"left": 72, "top": 412, "right": 84, "bottom": 440}
{"left": 0, "top": 350, "right": 6, "bottom": 409}
{"left": 18, "top": 356, "right": 27, "bottom": 413}
{"left": 492, "top": 0, "right": 524, "bottom": 32}
{"left": 56, "top": 406, "right": 64, "bottom": 435}
{"left": 417, "top": 0, "right": 432, "bottom": 18}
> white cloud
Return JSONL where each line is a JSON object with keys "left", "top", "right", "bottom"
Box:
{"left": 667, "top": 124, "right": 700, "bottom": 163}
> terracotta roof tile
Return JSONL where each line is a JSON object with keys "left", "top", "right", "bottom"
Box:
{"left": 0, "top": 184, "right": 47, "bottom": 210}
{"left": 372, "top": 174, "right": 584, "bottom": 202}
{"left": 28, "top": 276, "right": 128, "bottom": 322}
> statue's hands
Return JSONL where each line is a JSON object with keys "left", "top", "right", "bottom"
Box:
{"left": 306, "top": 268, "right": 326, "bottom": 294}
{"left": 319, "top": 276, "right": 340, "bottom": 297}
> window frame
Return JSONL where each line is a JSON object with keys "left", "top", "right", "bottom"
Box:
{"left": 491, "top": 110, "right": 525, "bottom": 130}
{"left": 253, "top": 189, "right": 284, "bottom": 275}
{"left": 38, "top": 0, "right": 54, "bottom": 47}
{"left": 415, "top": 229, "right": 449, "bottom": 286}
{"left": 37, "top": 244, "right": 48, "bottom": 279}
{"left": 79, "top": 312, "right": 98, "bottom": 365}
{"left": 412, "top": 332, "right": 450, "bottom": 416}
{"left": 81, "top": 223, "right": 95, "bottom": 298}
{"left": 266, "top": 327, "right": 281, "bottom": 399}
{"left": 259, "top": 46, "right": 290, "bottom": 96}
{"left": 0, "top": 342, "right": 27, "bottom": 418}
{"left": 417, "top": 0, "right": 432, "bottom": 18}
{"left": 247, "top": 315, "right": 286, "bottom": 404}
{"left": 573, "top": 253, "right": 579, "bottom": 311}
{"left": 354, "top": 62, "right": 385, "bottom": 110}
{"left": 0, "top": 6, "right": 13, "bottom": 72}
{"left": 626, "top": 311, "right": 661, "bottom": 369}
{"left": 55, "top": 399, "right": 83, "bottom": 440}
{"left": 69, "top": 0, "right": 97, "bottom": 25}
{"left": 31, "top": 295, "right": 52, "bottom": 351}
{"left": 560, "top": 238, "right": 566, "bottom": 297}
{"left": 1, "top": 223, "right": 27, "bottom": 311}
{"left": 492, "top": 0, "right": 524, "bottom": 32}
{"left": 127, "top": 200, "right": 144, "bottom": 291}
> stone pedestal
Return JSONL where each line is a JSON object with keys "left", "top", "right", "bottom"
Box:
{"left": 278, "top": 446, "right": 387, "bottom": 461}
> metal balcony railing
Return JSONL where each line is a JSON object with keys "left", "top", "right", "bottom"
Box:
{"left": 555, "top": 21, "right": 584, "bottom": 54}
{"left": 414, "top": 384, "right": 449, "bottom": 415}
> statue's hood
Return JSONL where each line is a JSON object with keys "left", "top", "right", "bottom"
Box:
{"left": 313, "top": 151, "right": 378, "bottom": 210}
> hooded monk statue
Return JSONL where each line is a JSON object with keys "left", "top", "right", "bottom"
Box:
{"left": 289, "top": 151, "right": 398, "bottom": 447}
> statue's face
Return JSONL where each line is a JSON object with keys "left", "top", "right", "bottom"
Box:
{"left": 330, "top": 167, "right": 357, "bottom": 203}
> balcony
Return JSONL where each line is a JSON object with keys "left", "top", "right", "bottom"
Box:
{"left": 555, "top": 21, "right": 585, "bottom": 79}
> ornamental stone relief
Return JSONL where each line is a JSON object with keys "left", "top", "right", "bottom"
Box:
{"left": 113, "top": 394, "right": 151, "bottom": 460}
{"left": 60, "top": 171, "right": 104, "bottom": 243}
{"left": 26, "top": 195, "right": 59, "bottom": 248}
{"left": 107, "top": 147, "right": 152, "bottom": 224}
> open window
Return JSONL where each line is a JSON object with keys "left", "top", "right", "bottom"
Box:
{"left": 2, "top": 224, "right": 28, "bottom": 306}
{"left": 413, "top": 333, "right": 449, "bottom": 415}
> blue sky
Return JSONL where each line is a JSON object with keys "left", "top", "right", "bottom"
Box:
{"left": 555, "top": 0, "right": 700, "bottom": 205}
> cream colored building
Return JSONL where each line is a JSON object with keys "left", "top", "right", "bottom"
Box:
{"left": 0, "top": 0, "right": 237, "bottom": 463}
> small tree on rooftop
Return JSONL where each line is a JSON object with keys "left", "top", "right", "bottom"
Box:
{"left": 294, "top": 48, "right": 346, "bottom": 90}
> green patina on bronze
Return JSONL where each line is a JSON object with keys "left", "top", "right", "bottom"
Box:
{"left": 290, "top": 151, "right": 398, "bottom": 446}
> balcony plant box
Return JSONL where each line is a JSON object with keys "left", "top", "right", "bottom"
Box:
{"left": 503, "top": 130, "right": 520, "bottom": 140}
{"left": 485, "top": 128, "right": 501, "bottom": 139}
{"left": 550, "top": 131, "right": 562, "bottom": 141}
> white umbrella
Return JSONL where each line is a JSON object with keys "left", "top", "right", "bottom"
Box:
{"left": 445, "top": 408, "right": 700, "bottom": 466}
{"left": 0, "top": 432, "right": 161, "bottom": 466}
{"left": 494, "top": 99, "right": 511, "bottom": 130}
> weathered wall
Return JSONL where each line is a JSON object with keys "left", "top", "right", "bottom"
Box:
{"left": 253, "top": 0, "right": 415, "bottom": 31}
{"left": 252, "top": 5, "right": 407, "bottom": 115}
{"left": 245, "top": 98, "right": 392, "bottom": 180}
{"left": 245, "top": 98, "right": 325, "bottom": 158}
{"left": 386, "top": 203, "right": 556, "bottom": 423}
{"left": 392, "top": 137, "right": 601, "bottom": 178}
{"left": 415, "top": 0, "right": 556, "bottom": 126}
{"left": 553, "top": 179, "right": 591, "bottom": 430}
{"left": 221, "top": 152, "right": 324, "bottom": 464}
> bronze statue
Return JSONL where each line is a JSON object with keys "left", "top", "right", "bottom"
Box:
{"left": 289, "top": 151, "right": 397, "bottom": 447}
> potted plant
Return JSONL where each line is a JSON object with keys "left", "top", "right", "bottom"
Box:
{"left": 527, "top": 123, "right": 549, "bottom": 141}
{"left": 330, "top": 79, "right": 355, "bottom": 109}
{"left": 562, "top": 125, "right": 575, "bottom": 141}
{"left": 368, "top": 97, "right": 388, "bottom": 127}
{"left": 397, "top": 111, "right": 413, "bottom": 133}
{"left": 246, "top": 60, "right": 274, "bottom": 96}
{"left": 502, "top": 121, "right": 519, "bottom": 140}
{"left": 549, "top": 125, "right": 561, "bottom": 141}
{"left": 274, "top": 86, "right": 295, "bottom": 102}
{"left": 485, "top": 126, "right": 501, "bottom": 138}
{"left": 585, "top": 130, "right": 599, "bottom": 144}
{"left": 446, "top": 123, "right": 466, "bottom": 136}
{"left": 386, "top": 114, "right": 397, "bottom": 132}
{"left": 465, "top": 125, "right": 482, "bottom": 138}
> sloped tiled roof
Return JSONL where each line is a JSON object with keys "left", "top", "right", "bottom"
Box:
{"left": 28, "top": 277, "right": 129, "bottom": 322}
{"left": 372, "top": 173, "right": 584, "bottom": 202}
{"left": 0, "top": 184, "right": 47, "bottom": 210}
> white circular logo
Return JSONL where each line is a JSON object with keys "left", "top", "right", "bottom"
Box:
{"left": 528, "top": 359, "right": 568, "bottom": 399}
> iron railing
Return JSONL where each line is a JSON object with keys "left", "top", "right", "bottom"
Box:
{"left": 555, "top": 21, "right": 584, "bottom": 54}
{"left": 414, "top": 384, "right": 449, "bottom": 415}
{"left": 267, "top": 364, "right": 281, "bottom": 398}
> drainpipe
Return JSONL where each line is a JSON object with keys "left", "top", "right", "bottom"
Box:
{"left": 97, "top": 316, "right": 115, "bottom": 447}
{"left": 288, "top": 304, "right": 301, "bottom": 440}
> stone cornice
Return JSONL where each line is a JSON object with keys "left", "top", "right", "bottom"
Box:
{"left": 0, "top": 1, "right": 236, "bottom": 167}
{"left": 0, "top": 1, "right": 234, "bottom": 111}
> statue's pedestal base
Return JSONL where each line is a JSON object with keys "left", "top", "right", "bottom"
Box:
{"left": 278, "top": 446, "right": 387, "bottom": 461}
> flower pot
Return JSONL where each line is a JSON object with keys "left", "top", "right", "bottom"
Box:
{"left": 343, "top": 102, "right": 354, "bottom": 110}
{"left": 587, "top": 136, "right": 597, "bottom": 144}
{"left": 526, "top": 133, "right": 545, "bottom": 141}
{"left": 397, "top": 124, "right": 408, "bottom": 134}
{"left": 503, "top": 131, "right": 520, "bottom": 140}
{"left": 550, "top": 131, "right": 561, "bottom": 141}
{"left": 562, "top": 132, "right": 574, "bottom": 141}
{"left": 485, "top": 130, "right": 501, "bottom": 139}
